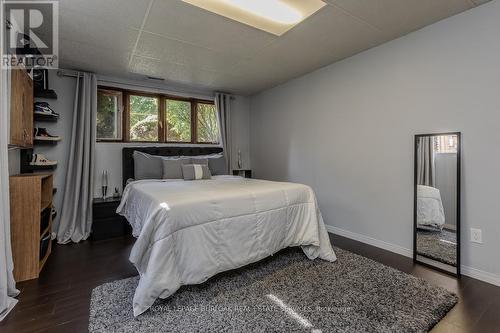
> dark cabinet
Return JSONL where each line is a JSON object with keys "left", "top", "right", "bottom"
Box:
{"left": 92, "top": 197, "right": 130, "bottom": 240}
{"left": 233, "top": 169, "right": 252, "bottom": 178}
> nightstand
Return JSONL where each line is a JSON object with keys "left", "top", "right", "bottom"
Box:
{"left": 92, "top": 197, "right": 130, "bottom": 240}
{"left": 233, "top": 169, "right": 252, "bottom": 178}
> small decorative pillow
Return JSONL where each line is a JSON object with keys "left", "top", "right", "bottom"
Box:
{"left": 188, "top": 154, "right": 226, "bottom": 175}
{"left": 182, "top": 164, "right": 212, "bottom": 180}
{"left": 162, "top": 157, "right": 191, "bottom": 179}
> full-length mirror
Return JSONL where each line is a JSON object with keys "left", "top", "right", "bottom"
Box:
{"left": 414, "top": 133, "right": 461, "bottom": 275}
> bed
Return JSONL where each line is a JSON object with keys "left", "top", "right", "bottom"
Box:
{"left": 118, "top": 147, "right": 337, "bottom": 316}
{"left": 417, "top": 185, "right": 445, "bottom": 229}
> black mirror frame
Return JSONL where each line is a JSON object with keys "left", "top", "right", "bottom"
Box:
{"left": 413, "top": 132, "right": 461, "bottom": 277}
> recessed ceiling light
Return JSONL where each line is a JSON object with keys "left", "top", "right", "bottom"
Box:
{"left": 182, "top": 0, "right": 326, "bottom": 36}
{"left": 223, "top": 0, "right": 303, "bottom": 25}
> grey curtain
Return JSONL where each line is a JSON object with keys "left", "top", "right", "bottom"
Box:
{"left": 215, "top": 93, "right": 232, "bottom": 174}
{"left": 0, "top": 63, "right": 19, "bottom": 320}
{"left": 56, "top": 73, "right": 97, "bottom": 244}
{"left": 417, "top": 136, "right": 435, "bottom": 187}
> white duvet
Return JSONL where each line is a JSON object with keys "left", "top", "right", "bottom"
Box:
{"left": 417, "top": 185, "right": 445, "bottom": 228}
{"left": 117, "top": 176, "right": 337, "bottom": 316}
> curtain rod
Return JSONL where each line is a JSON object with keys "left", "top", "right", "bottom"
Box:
{"left": 57, "top": 70, "right": 236, "bottom": 99}
{"left": 57, "top": 69, "right": 89, "bottom": 77}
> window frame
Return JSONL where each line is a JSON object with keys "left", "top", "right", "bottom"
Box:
{"left": 434, "top": 135, "right": 458, "bottom": 154}
{"left": 97, "top": 85, "right": 218, "bottom": 144}
{"left": 127, "top": 90, "right": 162, "bottom": 143}
{"left": 195, "top": 101, "right": 221, "bottom": 144}
{"left": 96, "top": 88, "right": 124, "bottom": 142}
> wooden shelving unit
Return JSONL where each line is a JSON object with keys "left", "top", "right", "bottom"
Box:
{"left": 34, "top": 139, "right": 59, "bottom": 146}
{"left": 34, "top": 90, "right": 58, "bottom": 99}
{"left": 9, "top": 68, "right": 33, "bottom": 148}
{"left": 34, "top": 113, "right": 59, "bottom": 122}
{"left": 9, "top": 174, "right": 54, "bottom": 282}
{"left": 20, "top": 148, "right": 58, "bottom": 174}
{"left": 24, "top": 75, "right": 61, "bottom": 231}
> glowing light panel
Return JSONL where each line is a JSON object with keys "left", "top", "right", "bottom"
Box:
{"left": 222, "top": 0, "right": 303, "bottom": 25}
{"left": 182, "top": 0, "right": 326, "bottom": 36}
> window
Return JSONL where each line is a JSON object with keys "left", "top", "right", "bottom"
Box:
{"left": 197, "top": 103, "right": 219, "bottom": 143}
{"left": 166, "top": 99, "right": 191, "bottom": 142}
{"left": 129, "top": 94, "right": 159, "bottom": 142}
{"left": 96, "top": 87, "right": 219, "bottom": 144}
{"left": 434, "top": 135, "right": 458, "bottom": 153}
{"left": 97, "top": 89, "right": 123, "bottom": 140}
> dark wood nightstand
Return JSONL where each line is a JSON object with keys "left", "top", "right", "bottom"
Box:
{"left": 92, "top": 197, "right": 130, "bottom": 240}
{"left": 233, "top": 169, "right": 252, "bottom": 178}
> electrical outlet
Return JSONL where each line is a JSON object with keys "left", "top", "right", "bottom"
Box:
{"left": 471, "top": 228, "right": 483, "bottom": 244}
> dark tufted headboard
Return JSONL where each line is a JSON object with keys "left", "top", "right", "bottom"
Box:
{"left": 122, "top": 146, "right": 223, "bottom": 188}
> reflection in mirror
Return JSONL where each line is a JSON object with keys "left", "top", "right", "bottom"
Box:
{"left": 415, "top": 133, "right": 460, "bottom": 275}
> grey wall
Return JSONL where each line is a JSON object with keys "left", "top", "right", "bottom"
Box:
{"left": 250, "top": 0, "right": 500, "bottom": 282}
{"left": 435, "top": 153, "right": 457, "bottom": 228}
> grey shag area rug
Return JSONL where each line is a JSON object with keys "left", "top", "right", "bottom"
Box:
{"left": 89, "top": 247, "right": 457, "bottom": 333}
{"left": 417, "top": 229, "right": 457, "bottom": 266}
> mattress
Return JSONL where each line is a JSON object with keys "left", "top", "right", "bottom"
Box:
{"left": 417, "top": 185, "right": 445, "bottom": 228}
{"left": 117, "top": 176, "right": 337, "bottom": 316}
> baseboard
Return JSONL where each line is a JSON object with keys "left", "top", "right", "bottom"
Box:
{"left": 443, "top": 223, "right": 457, "bottom": 231}
{"left": 461, "top": 266, "right": 500, "bottom": 287}
{"left": 326, "top": 224, "right": 500, "bottom": 287}
{"left": 325, "top": 225, "right": 413, "bottom": 258}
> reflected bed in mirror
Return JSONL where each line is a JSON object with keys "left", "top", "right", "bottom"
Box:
{"left": 414, "top": 133, "right": 461, "bottom": 276}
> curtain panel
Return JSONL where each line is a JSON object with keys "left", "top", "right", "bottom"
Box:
{"left": 56, "top": 73, "right": 97, "bottom": 244}
{"left": 417, "top": 136, "right": 436, "bottom": 187}
{"left": 215, "top": 93, "right": 232, "bottom": 174}
{"left": 0, "top": 14, "right": 20, "bottom": 319}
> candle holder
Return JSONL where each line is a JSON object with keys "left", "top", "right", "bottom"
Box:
{"left": 102, "top": 170, "right": 108, "bottom": 199}
{"left": 237, "top": 150, "right": 243, "bottom": 169}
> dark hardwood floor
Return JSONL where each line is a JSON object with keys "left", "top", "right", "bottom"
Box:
{"left": 0, "top": 237, "right": 137, "bottom": 333}
{"left": 1, "top": 234, "right": 499, "bottom": 332}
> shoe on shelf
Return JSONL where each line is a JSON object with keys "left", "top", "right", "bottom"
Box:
{"left": 30, "top": 154, "right": 57, "bottom": 166}
{"left": 34, "top": 102, "right": 59, "bottom": 117}
{"left": 51, "top": 205, "right": 57, "bottom": 219}
{"left": 34, "top": 128, "right": 61, "bottom": 141}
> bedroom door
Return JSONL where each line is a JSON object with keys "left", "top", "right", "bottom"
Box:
{"left": 414, "top": 132, "right": 461, "bottom": 276}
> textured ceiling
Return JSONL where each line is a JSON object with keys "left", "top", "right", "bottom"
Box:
{"left": 58, "top": 0, "right": 491, "bottom": 95}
